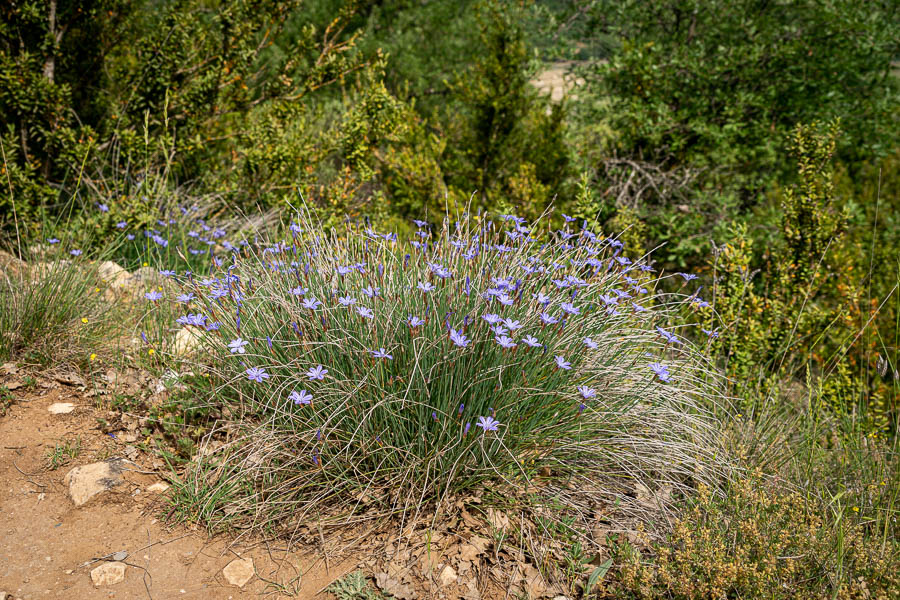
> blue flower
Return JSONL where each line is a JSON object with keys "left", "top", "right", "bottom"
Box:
{"left": 540, "top": 313, "right": 558, "bottom": 325}
{"left": 371, "top": 348, "right": 393, "bottom": 360}
{"left": 702, "top": 328, "right": 719, "bottom": 338}
{"left": 560, "top": 302, "right": 579, "bottom": 315}
{"left": 578, "top": 385, "right": 597, "bottom": 399}
{"left": 338, "top": 295, "right": 356, "bottom": 306}
{"left": 145, "top": 290, "right": 163, "bottom": 301}
{"left": 554, "top": 355, "right": 572, "bottom": 370}
{"left": 649, "top": 362, "right": 671, "bottom": 382}
{"left": 245, "top": 366, "right": 270, "bottom": 383}
{"left": 176, "top": 293, "right": 194, "bottom": 304}
{"left": 503, "top": 319, "right": 522, "bottom": 331}
{"left": 476, "top": 416, "right": 500, "bottom": 432}
{"left": 228, "top": 338, "right": 249, "bottom": 354}
{"left": 656, "top": 327, "right": 682, "bottom": 345}
{"left": 302, "top": 297, "right": 322, "bottom": 310}
{"left": 48, "top": 238, "right": 60, "bottom": 244}
{"left": 357, "top": 306, "right": 374, "bottom": 319}
{"left": 176, "top": 313, "right": 206, "bottom": 327}
{"left": 362, "top": 286, "right": 380, "bottom": 298}
{"left": 482, "top": 313, "right": 501, "bottom": 325}
{"left": 533, "top": 292, "right": 551, "bottom": 305}
{"left": 336, "top": 265, "right": 353, "bottom": 275}
{"left": 290, "top": 286, "right": 307, "bottom": 296}
{"left": 160, "top": 270, "right": 176, "bottom": 277}
{"left": 306, "top": 365, "right": 328, "bottom": 380}
{"left": 583, "top": 337, "right": 598, "bottom": 349}
{"left": 289, "top": 389, "right": 313, "bottom": 405}
{"left": 497, "top": 294, "right": 514, "bottom": 306}
{"left": 116, "top": 221, "right": 127, "bottom": 229}
{"left": 417, "top": 281, "right": 435, "bottom": 293}
{"left": 495, "top": 335, "right": 517, "bottom": 349}
{"left": 449, "top": 328, "right": 470, "bottom": 348}
{"left": 97, "top": 203, "right": 109, "bottom": 213}
{"left": 407, "top": 315, "right": 425, "bottom": 328}
{"left": 678, "top": 272, "right": 698, "bottom": 282}
{"left": 521, "top": 335, "right": 541, "bottom": 348}
{"left": 70, "top": 249, "right": 82, "bottom": 256}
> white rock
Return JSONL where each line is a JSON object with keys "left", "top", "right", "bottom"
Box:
{"left": 438, "top": 564, "right": 458, "bottom": 586}
{"left": 97, "top": 261, "right": 130, "bottom": 286}
{"left": 48, "top": 402, "right": 75, "bottom": 414}
{"left": 91, "top": 562, "right": 126, "bottom": 586}
{"left": 174, "top": 327, "right": 203, "bottom": 356}
{"left": 64, "top": 459, "right": 127, "bottom": 506}
{"left": 147, "top": 482, "right": 170, "bottom": 493}
{"left": 222, "top": 557, "right": 254, "bottom": 588}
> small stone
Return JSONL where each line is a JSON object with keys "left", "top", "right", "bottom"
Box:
{"left": 48, "top": 402, "right": 75, "bottom": 414}
{"left": 90, "top": 562, "right": 126, "bottom": 586}
{"left": 97, "top": 261, "right": 129, "bottom": 286}
{"left": 438, "top": 565, "right": 458, "bottom": 586}
{"left": 174, "top": 327, "right": 203, "bottom": 356}
{"left": 147, "top": 482, "right": 170, "bottom": 493}
{"left": 64, "top": 459, "right": 127, "bottom": 506}
{"left": 222, "top": 557, "right": 254, "bottom": 588}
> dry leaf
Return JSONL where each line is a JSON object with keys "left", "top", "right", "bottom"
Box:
{"left": 375, "top": 572, "right": 416, "bottom": 600}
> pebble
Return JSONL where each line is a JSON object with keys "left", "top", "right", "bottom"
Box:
{"left": 64, "top": 459, "right": 127, "bottom": 506}
{"left": 90, "top": 562, "right": 126, "bottom": 586}
{"left": 222, "top": 557, "right": 255, "bottom": 588}
{"left": 438, "top": 564, "right": 458, "bottom": 586}
{"left": 47, "top": 403, "right": 75, "bottom": 414}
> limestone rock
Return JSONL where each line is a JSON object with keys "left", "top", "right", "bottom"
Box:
{"left": 91, "top": 562, "right": 126, "bottom": 586}
{"left": 147, "top": 482, "right": 170, "bottom": 493}
{"left": 64, "top": 459, "right": 127, "bottom": 506}
{"left": 98, "top": 261, "right": 130, "bottom": 286}
{"left": 223, "top": 557, "right": 254, "bottom": 588}
{"left": 48, "top": 402, "right": 76, "bottom": 414}
{"left": 174, "top": 327, "right": 203, "bottom": 356}
{"left": 438, "top": 564, "right": 458, "bottom": 586}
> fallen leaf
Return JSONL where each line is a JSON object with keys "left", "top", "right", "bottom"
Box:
{"left": 375, "top": 572, "right": 416, "bottom": 600}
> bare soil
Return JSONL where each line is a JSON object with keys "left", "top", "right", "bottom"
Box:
{"left": 0, "top": 380, "right": 357, "bottom": 600}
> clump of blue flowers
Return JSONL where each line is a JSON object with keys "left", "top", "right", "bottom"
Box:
{"left": 164, "top": 211, "right": 723, "bottom": 529}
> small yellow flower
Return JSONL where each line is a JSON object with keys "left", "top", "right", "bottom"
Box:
{"left": 143, "top": 262, "right": 149, "bottom": 267}
{"left": 147, "top": 349, "right": 155, "bottom": 356}
{"left": 852, "top": 506, "right": 860, "bottom": 513}
{"left": 81, "top": 317, "right": 89, "bottom": 324}
{"left": 94, "top": 287, "right": 100, "bottom": 293}
{"left": 90, "top": 353, "right": 97, "bottom": 361}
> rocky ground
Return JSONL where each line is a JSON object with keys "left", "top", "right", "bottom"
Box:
{"left": 0, "top": 373, "right": 362, "bottom": 599}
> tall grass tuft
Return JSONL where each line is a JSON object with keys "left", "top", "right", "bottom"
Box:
{"left": 0, "top": 247, "right": 117, "bottom": 366}
{"left": 155, "top": 211, "right": 730, "bottom": 534}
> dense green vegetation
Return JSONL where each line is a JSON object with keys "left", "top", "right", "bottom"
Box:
{"left": 2, "top": 1, "right": 899, "bottom": 597}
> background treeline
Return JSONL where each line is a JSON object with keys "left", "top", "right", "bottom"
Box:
{"left": 2, "top": 0, "right": 900, "bottom": 423}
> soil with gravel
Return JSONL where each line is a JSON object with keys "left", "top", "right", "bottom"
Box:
{"left": 0, "top": 377, "right": 356, "bottom": 599}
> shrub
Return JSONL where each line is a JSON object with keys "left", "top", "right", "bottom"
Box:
{"left": 607, "top": 472, "right": 900, "bottom": 600}
{"left": 150, "top": 211, "right": 727, "bottom": 534}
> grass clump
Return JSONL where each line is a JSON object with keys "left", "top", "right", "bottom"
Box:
{"left": 152, "top": 211, "right": 727, "bottom": 536}
{"left": 0, "top": 247, "right": 117, "bottom": 367}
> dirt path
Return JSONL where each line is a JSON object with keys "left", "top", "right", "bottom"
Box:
{"left": 0, "top": 382, "right": 354, "bottom": 599}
